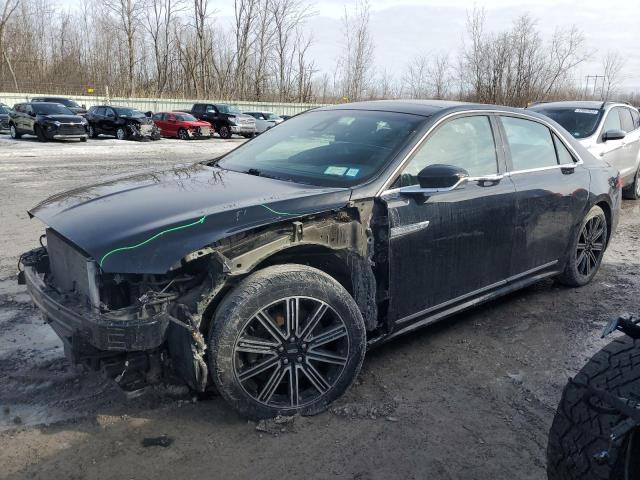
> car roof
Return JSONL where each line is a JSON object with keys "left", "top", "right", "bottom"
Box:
{"left": 528, "top": 100, "right": 633, "bottom": 111}
{"left": 30, "top": 101, "right": 66, "bottom": 105}
{"left": 317, "top": 99, "right": 527, "bottom": 117}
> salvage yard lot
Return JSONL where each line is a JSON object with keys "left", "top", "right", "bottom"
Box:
{"left": 1, "top": 136, "right": 639, "bottom": 480}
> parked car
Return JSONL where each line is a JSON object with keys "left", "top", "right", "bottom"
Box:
{"left": 243, "top": 111, "right": 283, "bottom": 133}
{"left": 186, "top": 102, "right": 256, "bottom": 139}
{"left": 30, "top": 96, "right": 88, "bottom": 116}
{"left": 0, "top": 104, "right": 10, "bottom": 131}
{"left": 86, "top": 105, "right": 160, "bottom": 140}
{"left": 9, "top": 102, "right": 88, "bottom": 142}
{"left": 152, "top": 112, "right": 213, "bottom": 139}
{"left": 19, "top": 100, "right": 621, "bottom": 419}
{"left": 528, "top": 101, "right": 640, "bottom": 199}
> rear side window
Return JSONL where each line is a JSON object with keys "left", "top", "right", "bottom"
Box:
{"left": 553, "top": 134, "right": 575, "bottom": 165}
{"left": 401, "top": 115, "right": 498, "bottom": 184}
{"left": 620, "top": 108, "right": 635, "bottom": 133}
{"left": 501, "top": 116, "right": 558, "bottom": 170}
{"left": 602, "top": 108, "right": 622, "bottom": 132}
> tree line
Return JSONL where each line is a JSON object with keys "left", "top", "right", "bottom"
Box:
{"left": 0, "top": 0, "right": 634, "bottom": 105}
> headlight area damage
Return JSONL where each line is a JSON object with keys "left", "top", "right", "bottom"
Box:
{"left": 18, "top": 204, "right": 380, "bottom": 394}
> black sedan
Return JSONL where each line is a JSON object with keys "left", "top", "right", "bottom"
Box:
{"left": 19, "top": 100, "right": 621, "bottom": 419}
{"left": 85, "top": 105, "right": 160, "bottom": 140}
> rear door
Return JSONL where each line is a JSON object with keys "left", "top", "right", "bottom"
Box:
{"left": 383, "top": 114, "right": 517, "bottom": 323}
{"left": 103, "top": 107, "right": 117, "bottom": 136}
{"left": 498, "top": 115, "right": 589, "bottom": 274}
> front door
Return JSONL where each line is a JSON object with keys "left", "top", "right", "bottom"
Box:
{"left": 592, "top": 107, "right": 632, "bottom": 181}
{"left": 384, "top": 114, "right": 517, "bottom": 323}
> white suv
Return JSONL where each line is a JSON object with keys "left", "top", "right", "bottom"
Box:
{"left": 529, "top": 101, "right": 640, "bottom": 199}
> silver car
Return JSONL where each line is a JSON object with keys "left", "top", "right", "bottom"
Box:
{"left": 529, "top": 101, "right": 640, "bottom": 199}
{"left": 243, "top": 111, "right": 284, "bottom": 133}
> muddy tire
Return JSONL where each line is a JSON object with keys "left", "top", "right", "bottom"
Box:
{"left": 557, "top": 205, "right": 607, "bottom": 287}
{"left": 208, "top": 264, "right": 366, "bottom": 420}
{"left": 547, "top": 336, "right": 640, "bottom": 480}
{"left": 623, "top": 167, "right": 640, "bottom": 200}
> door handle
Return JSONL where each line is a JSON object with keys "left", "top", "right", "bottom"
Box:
{"left": 469, "top": 174, "right": 504, "bottom": 186}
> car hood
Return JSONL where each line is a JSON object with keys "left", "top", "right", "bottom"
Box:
{"left": 29, "top": 164, "right": 351, "bottom": 274}
{"left": 40, "top": 114, "right": 84, "bottom": 123}
{"left": 183, "top": 120, "right": 211, "bottom": 127}
{"left": 124, "top": 117, "right": 153, "bottom": 125}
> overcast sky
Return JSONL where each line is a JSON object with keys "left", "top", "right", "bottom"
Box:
{"left": 59, "top": 0, "right": 640, "bottom": 91}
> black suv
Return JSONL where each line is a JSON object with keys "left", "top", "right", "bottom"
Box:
{"left": 31, "top": 97, "right": 87, "bottom": 116}
{"left": 187, "top": 103, "right": 256, "bottom": 139}
{"left": 9, "top": 102, "right": 88, "bottom": 142}
{"left": 86, "top": 106, "right": 160, "bottom": 140}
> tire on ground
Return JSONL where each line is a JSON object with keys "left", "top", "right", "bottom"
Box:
{"left": 547, "top": 336, "right": 640, "bottom": 480}
{"left": 208, "top": 264, "right": 366, "bottom": 419}
{"left": 557, "top": 205, "right": 607, "bottom": 287}
{"left": 622, "top": 167, "right": 640, "bottom": 200}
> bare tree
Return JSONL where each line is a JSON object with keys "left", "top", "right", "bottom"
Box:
{"left": 104, "top": 0, "right": 146, "bottom": 97}
{"left": 601, "top": 50, "right": 626, "bottom": 100}
{"left": 0, "top": 0, "right": 19, "bottom": 89}
{"left": 339, "top": 0, "right": 374, "bottom": 101}
{"left": 402, "top": 55, "right": 430, "bottom": 98}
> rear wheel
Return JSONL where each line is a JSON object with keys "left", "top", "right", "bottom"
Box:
{"left": 557, "top": 205, "right": 607, "bottom": 287}
{"left": 218, "top": 125, "right": 231, "bottom": 139}
{"left": 623, "top": 167, "right": 640, "bottom": 200}
{"left": 10, "top": 124, "right": 21, "bottom": 139}
{"left": 208, "top": 264, "right": 366, "bottom": 419}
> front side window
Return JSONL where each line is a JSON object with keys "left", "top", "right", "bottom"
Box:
{"left": 602, "top": 107, "right": 622, "bottom": 132}
{"left": 501, "top": 116, "right": 558, "bottom": 171}
{"left": 399, "top": 115, "right": 498, "bottom": 186}
{"left": 619, "top": 108, "right": 635, "bottom": 133}
{"left": 217, "top": 109, "right": 426, "bottom": 187}
{"left": 152, "top": 113, "right": 163, "bottom": 120}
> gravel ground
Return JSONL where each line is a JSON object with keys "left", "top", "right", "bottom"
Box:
{"left": 0, "top": 134, "right": 639, "bottom": 480}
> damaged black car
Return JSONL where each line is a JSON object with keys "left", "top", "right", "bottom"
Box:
{"left": 86, "top": 105, "right": 161, "bottom": 140}
{"left": 19, "top": 100, "right": 622, "bottom": 419}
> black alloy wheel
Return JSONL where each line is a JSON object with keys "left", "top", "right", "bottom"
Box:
{"left": 209, "top": 264, "right": 366, "bottom": 419}
{"left": 576, "top": 214, "right": 606, "bottom": 277}
{"left": 178, "top": 128, "right": 189, "bottom": 140}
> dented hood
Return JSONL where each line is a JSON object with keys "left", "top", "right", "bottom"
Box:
{"left": 29, "top": 164, "right": 351, "bottom": 274}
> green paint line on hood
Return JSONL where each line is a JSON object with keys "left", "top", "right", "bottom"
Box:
{"left": 97, "top": 204, "right": 306, "bottom": 269}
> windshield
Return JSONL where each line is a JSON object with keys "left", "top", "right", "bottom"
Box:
{"left": 264, "top": 113, "right": 281, "bottom": 120}
{"left": 32, "top": 103, "right": 74, "bottom": 115}
{"left": 532, "top": 107, "right": 603, "bottom": 139}
{"left": 0, "top": 105, "right": 8, "bottom": 114}
{"left": 114, "top": 107, "right": 145, "bottom": 118}
{"left": 176, "top": 113, "right": 197, "bottom": 121}
{"left": 217, "top": 109, "right": 426, "bottom": 187}
{"left": 217, "top": 104, "right": 241, "bottom": 114}
{"left": 52, "top": 98, "right": 80, "bottom": 108}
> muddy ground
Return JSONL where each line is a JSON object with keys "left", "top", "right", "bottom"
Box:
{"left": 0, "top": 134, "right": 639, "bottom": 480}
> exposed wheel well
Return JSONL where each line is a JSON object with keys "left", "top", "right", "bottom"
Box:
{"left": 595, "top": 200, "right": 612, "bottom": 246}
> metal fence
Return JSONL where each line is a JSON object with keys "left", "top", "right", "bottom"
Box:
{"left": 0, "top": 92, "right": 329, "bottom": 117}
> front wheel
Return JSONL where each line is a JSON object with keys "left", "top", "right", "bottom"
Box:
{"left": 88, "top": 125, "right": 98, "bottom": 138}
{"left": 177, "top": 128, "right": 189, "bottom": 140}
{"left": 35, "top": 125, "right": 47, "bottom": 142}
{"left": 623, "top": 167, "right": 640, "bottom": 200}
{"left": 218, "top": 125, "right": 232, "bottom": 139}
{"left": 116, "top": 127, "right": 127, "bottom": 140}
{"left": 557, "top": 205, "right": 607, "bottom": 287}
{"left": 208, "top": 264, "right": 366, "bottom": 419}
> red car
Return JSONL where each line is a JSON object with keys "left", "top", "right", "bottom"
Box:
{"left": 152, "top": 112, "right": 213, "bottom": 139}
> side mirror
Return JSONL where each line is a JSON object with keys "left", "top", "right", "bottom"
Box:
{"left": 81, "top": 104, "right": 86, "bottom": 109}
{"left": 28, "top": 111, "right": 36, "bottom": 117}
{"left": 416, "top": 164, "right": 469, "bottom": 190}
{"left": 602, "top": 129, "right": 626, "bottom": 142}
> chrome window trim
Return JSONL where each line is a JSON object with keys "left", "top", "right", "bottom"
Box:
{"left": 376, "top": 109, "right": 583, "bottom": 197}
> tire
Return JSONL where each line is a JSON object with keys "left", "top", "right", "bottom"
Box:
{"left": 9, "top": 124, "right": 21, "bottom": 139}
{"left": 218, "top": 125, "right": 232, "bottom": 139}
{"left": 177, "top": 128, "right": 189, "bottom": 140}
{"left": 623, "top": 167, "right": 640, "bottom": 200}
{"left": 80, "top": 137, "right": 87, "bottom": 142}
{"left": 547, "top": 336, "right": 640, "bottom": 480}
{"left": 208, "top": 264, "right": 366, "bottom": 420}
{"left": 35, "top": 125, "right": 47, "bottom": 142}
{"left": 557, "top": 205, "right": 607, "bottom": 287}
{"left": 116, "top": 127, "right": 127, "bottom": 140}
{"left": 88, "top": 125, "right": 98, "bottom": 139}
